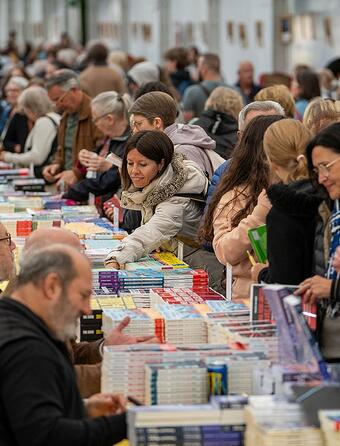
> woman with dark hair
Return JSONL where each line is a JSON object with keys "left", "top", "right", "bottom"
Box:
{"left": 200, "top": 114, "right": 284, "bottom": 300}
{"left": 291, "top": 68, "right": 321, "bottom": 120}
{"left": 297, "top": 122, "right": 340, "bottom": 361}
{"left": 105, "top": 130, "right": 208, "bottom": 268}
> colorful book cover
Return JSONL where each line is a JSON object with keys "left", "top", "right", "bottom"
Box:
{"left": 248, "top": 225, "right": 267, "bottom": 263}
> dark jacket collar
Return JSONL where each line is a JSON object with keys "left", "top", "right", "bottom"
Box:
{"left": 0, "top": 296, "right": 67, "bottom": 351}
{"left": 268, "top": 179, "right": 325, "bottom": 216}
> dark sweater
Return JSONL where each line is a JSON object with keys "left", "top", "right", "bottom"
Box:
{"left": 2, "top": 112, "right": 29, "bottom": 152}
{"left": 259, "top": 180, "right": 323, "bottom": 285}
{"left": 0, "top": 297, "right": 126, "bottom": 446}
{"left": 193, "top": 109, "right": 238, "bottom": 160}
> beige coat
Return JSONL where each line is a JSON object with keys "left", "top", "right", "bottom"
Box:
{"left": 213, "top": 187, "right": 271, "bottom": 300}
{"left": 106, "top": 154, "right": 208, "bottom": 265}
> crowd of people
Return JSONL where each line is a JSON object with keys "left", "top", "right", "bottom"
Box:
{"left": 1, "top": 30, "right": 340, "bottom": 444}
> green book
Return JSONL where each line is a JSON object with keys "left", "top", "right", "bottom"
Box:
{"left": 248, "top": 225, "right": 267, "bottom": 263}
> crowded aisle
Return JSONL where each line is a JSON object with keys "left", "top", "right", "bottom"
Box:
{"left": 0, "top": 29, "right": 340, "bottom": 446}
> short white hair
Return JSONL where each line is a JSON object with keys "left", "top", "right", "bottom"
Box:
{"left": 18, "top": 86, "right": 54, "bottom": 117}
{"left": 6, "top": 76, "right": 29, "bottom": 91}
{"left": 238, "top": 100, "right": 285, "bottom": 130}
{"left": 91, "top": 91, "right": 132, "bottom": 122}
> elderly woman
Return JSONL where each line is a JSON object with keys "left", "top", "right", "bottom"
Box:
{"left": 0, "top": 86, "right": 60, "bottom": 175}
{"left": 105, "top": 130, "right": 208, "bottom": 268}
{"left": 296, "top": 123, "right": 340, "bottom": 361}
{"left": 192, "top": 86, "right": 243, "bottom": 160}
{"left": 1, "top": 76, "right": 29, "bottom": 153}
{"left": 65, "top": 91, "right": 132, "bottom": 203}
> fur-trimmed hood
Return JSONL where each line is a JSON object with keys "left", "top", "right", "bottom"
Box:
{"left": 121, "top": 153, "right": 208, "bottom": 219}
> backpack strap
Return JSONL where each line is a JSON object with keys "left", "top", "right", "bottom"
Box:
{"left": 174, "top": 192, "right": 207, "bottom": 204}
{"left": 44, "top": 115, "right": 58, "bottom": 129}
{"left": 199, "top": 83, "right": 213, "bottom": 98}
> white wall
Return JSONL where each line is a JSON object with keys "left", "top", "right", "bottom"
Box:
{"left": 44, "top": 1, "right": 67, "bottom": 44}
{"left": 290, "top": 13, "right": 340, "bottom": 70}
{"left": 168, "top": 0, "right": 210, "bottom": 52}
{"left": 95, "top": 0, "right": 122, "bottom": 49}
{"left": 126, "top": 0, "right": 161, "bottom": 63}
{"left": 219, "top": 0, "right": 274, "bottom": 85}
{"left": 0, "top": 0, "right": 9, "bottom": 48}
{"left": 26, "top": 0, "right": 44, "bottom": 44}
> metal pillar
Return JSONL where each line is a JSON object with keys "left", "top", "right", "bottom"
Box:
{"left": 159, "top": 0, "right": 170, "bottom": 60}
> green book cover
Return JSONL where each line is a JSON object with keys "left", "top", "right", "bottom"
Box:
{"left": 248, "top": 225, "right": 267, "bottom": 263}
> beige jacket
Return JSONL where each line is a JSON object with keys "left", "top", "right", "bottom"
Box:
{"left": 106, "top": 154, "right": 208, "bottom": 265}
{"left": 213, "top": 187, "right": 271, "bottom": 300}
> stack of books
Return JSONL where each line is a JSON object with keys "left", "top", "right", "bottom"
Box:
{"left": 149, "top": 288, "right": 228, "bottom": 308}
{"left": 0, "top": 168, "right": 30, "bottom": 178}
{"left": 125, "top": 252, "right": 190, "bottom": 272}
{"left": 102, "top": 308, "right": 164, "bottom": 342}
{"left": 12, "top": 178, "right": 45, "bottom": 192}
{"left": 192, "top": 269, "right": 210, "bottom": 292}
{"left": 8, "top": 196, "right": 43, "bottom": 211}
{"left": 119, "top": 290, "right": 151, "bottom": 308}
{"left": 30, "top": 209, "right": 62, "bottom": 230}
{"left": 150, "top": 251, "right": 189, "bottom": 269}
{"left": 155, "top": 304, "right": 207, "bottom": 344}
{"left": 162, "top": 269, "right": 196, "bottom": 288}
{"left": 80, "top": 292, "right": 128, "bottom": 341}
{"left": 245, "top": 395, "right": 323, "bottom": 446}
{"left": 63, "top": 221, "right": 109, "bottom": 236}
{"left": 80, "top": 297, "right": 104, "bottom": 341}
{"left": 61, "top": 204, "right": 99, "bottom": 219}
{"left": 319, "top": 410, "right": 340, "bottom": 445}
{"left": 118, "top": 270, "right": 164, "bottom": 291}
{"left": 102, "top": 344, "right": 234, "bottom": 402}
{"left": 83, "top": 239, "right": 123, "bottom": 267}
{"left": 42, "top": 196, "right": 75, "bottom": 210}
{"left": 128, "top": 395, "right": 247, "bottom": 446}
{"left": 92, "top": 269, "right": 120, "bottom": 291}
{"left": 0, "top": 212, "right": 32, "bottom": 236}
{"left": 0, "top": 202, "right": 15, "bottom": 213}
{"left": 144, "top": 360, "right": 208, "bottom": 405}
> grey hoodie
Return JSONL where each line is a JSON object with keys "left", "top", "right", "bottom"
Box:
{"left": 164, "top": 123, "right": 216, "bottom": 179}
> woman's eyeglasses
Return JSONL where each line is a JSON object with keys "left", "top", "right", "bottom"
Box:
{"left": 313, "top": 157, "right": 340, "bottom": 178}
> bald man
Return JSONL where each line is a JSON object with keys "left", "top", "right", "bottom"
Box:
{"left": 0, "top": 244, "right": 127, "bottom": 445}
{"left": 23, "top": 227, "right": 156, "bottom": 397}
{"left": 235, "top": 61, "right": 261, "bottom": 105}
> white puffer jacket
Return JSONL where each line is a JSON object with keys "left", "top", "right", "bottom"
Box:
{"left": 106, "top": 153, "right": 208, "bottom": 265}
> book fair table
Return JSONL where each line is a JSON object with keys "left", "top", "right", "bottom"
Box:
{"left": 0, "top": 169, "right": 339, "bottom": 446}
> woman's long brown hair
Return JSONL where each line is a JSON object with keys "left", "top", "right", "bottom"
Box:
{"left": 199, "top": 114, "right": 285, "bottom": 242}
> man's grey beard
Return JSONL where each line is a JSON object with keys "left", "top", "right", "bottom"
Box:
{"left": 51, "top": 290, "right": 79, "bottom": 342}
{"left": 0, "top": 258, "right": 16, "bottom": 283}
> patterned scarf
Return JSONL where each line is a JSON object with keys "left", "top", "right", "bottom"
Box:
{"left": 326, "top": 199, "right": 340, "bottom": 280}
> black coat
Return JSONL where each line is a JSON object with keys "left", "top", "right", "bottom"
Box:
{"left": 2, "top": 112, "right": 29, "bottom": 152}
{"left": 0, "top": 297, "right": 126, "bottom": 446}
{"left": 259, "top": 180, "right": 324, "bottom": 285}
{"left": 193, "top": 109, "right": 238, "bottom": 160}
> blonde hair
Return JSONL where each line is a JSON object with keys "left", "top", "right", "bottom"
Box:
{"left": 303, "top": 97, "right": 340, "bottom": 135}
{"left": 264, "top": 119, "right": 311, "bottom": 182}
{"left": 205, "top": 86, "right": 243, "bottom": 120}
{"left": 91, "top": 91, "right": 132, "bottom": 122}
{"left": 18, "top": 86, "right": 54, "bottom": 117}
{"left": 255, "top": 84, "right": 295, "bottom": 118}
